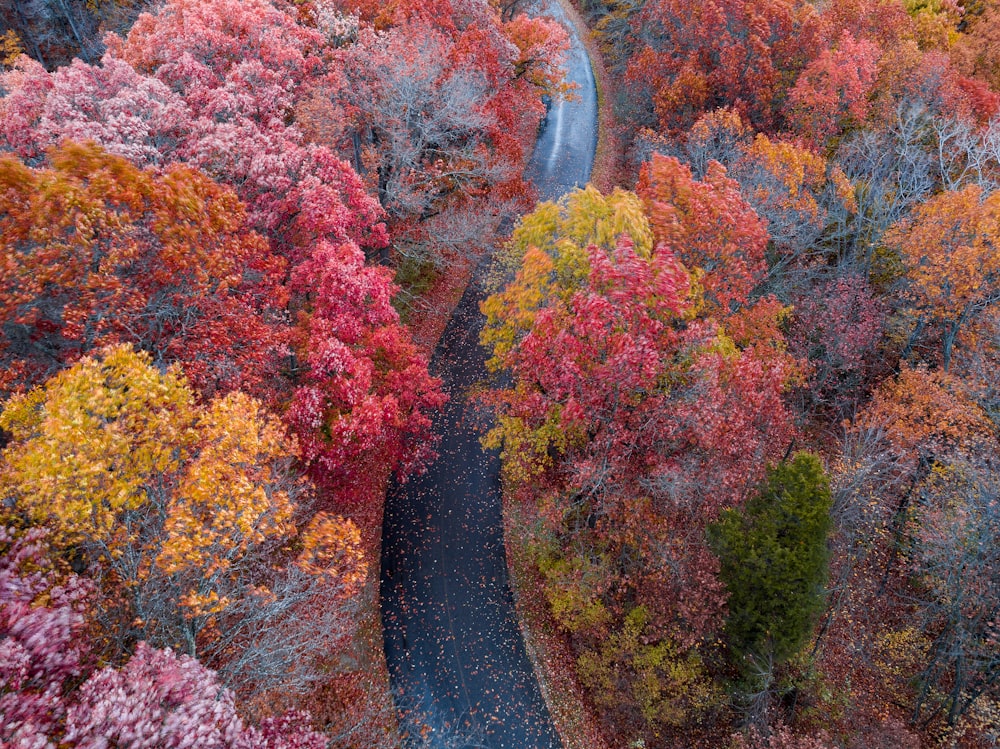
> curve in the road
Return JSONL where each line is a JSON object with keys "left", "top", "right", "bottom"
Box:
{"left": 379, "top": 2, "right": 598, "bottom": 747}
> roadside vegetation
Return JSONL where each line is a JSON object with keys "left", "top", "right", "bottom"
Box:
{"left": 3, "top": 0, "right": 1000, "bottom": 746}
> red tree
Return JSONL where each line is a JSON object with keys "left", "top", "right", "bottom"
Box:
{"left": 786, "top": 31, "right": 881, "bottom": 149}
{"left": 637, "top": 153, "right": 770, "bottom": 316}
{"left": 626, "top": 0, "right": 825, "bottom": 133}
{"left": 286, "top": 240, "right": 446, "bottom": 495}
{"left": 483, "top": 185, "right": 795, "bottom": 736}
{"left": 788, "top": 274, "right": 886, "bottom": 414}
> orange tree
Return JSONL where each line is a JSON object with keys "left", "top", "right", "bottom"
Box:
{"left": 625, "top": 0, "right": 825, "bottom": 133}
{"left": 0, "top": 141, "right": 286, "bottom": 400}
{"left": 887, "top": 185, "right": 1000, "bottom": 372}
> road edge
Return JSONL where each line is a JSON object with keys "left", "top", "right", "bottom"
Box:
{"left": 503, "top": 494, "right": 614, "bottom": 749}
{"left": 499, "top": 4, "right": 614, "bottom": 748}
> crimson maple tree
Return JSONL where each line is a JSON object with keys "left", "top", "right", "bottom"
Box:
{"left": 483, "top": 182, "right": 796, "bottom": 738}
{"left": 786, "top": 31, "right": 881, "bottom": 150}
{"left": 286, "top": 239, "right": 447, "bottom": 496}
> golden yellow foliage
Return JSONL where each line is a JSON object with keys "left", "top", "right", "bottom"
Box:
{"left": 0, "top": 30, "right": 24, "bottom": 69}
{"left": 0, "top": 345, "right": 364, "bottom": 632}
{"left": 162, "top": 392, "right": 297, "bottom": 577}
{"left": 0, "top": 345, "right": 197, "bottom": 543}
{"left": 503, "top": 184, "right": 653, "bottom": 265}
{"left": 747, "top": 134, "right": 828, "bottom": 213}
{"left": 576, "top": 606, "right": 720, "bottom": 727}
{"left": 296, "top": 512, "right": 366, "bottom": 593}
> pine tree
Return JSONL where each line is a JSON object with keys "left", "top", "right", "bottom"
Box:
{"left": 709, "top": 452, "right": 833, "bottom": 673}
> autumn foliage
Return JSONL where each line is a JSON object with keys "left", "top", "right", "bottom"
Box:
{"left": 636, "top": 153, "right": 770, "bottom": 315}
{"left": 0, "top": 140, "right": 443, "bottom": 506}
{"left": 483, "top": 178, "right": 796, "bottom": 736}
{"left": 0, "top": 0, "right": 571, "bottom": 741}
{"left": 0, "top": 346, "right": 367, "bottom": 698}
{"left": 487, "top": 0, "right": 1000, "bottom": 730}
{"left": 887, "top": 185, "right": 1000, "bottom": 371}
{"left": 301, "top": 0, "right": 568, "bottom": 269}
{"left": 0, "top": 526, "right": 327, "bottom": 748}
{"left": 624, "top": 0, "right": 825, "bottom": 133}
{"left": 785, "top": 31, "right": 881, "bottom": 149}
{"left": 6, "top": 0, "right": 1000, "bottom": 744}
{"left": 0, "top": 141, "right": 285, "bottom": 399}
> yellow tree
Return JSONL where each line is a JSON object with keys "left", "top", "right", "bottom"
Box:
{"left": 0, "top": 345, "right": 366, "bottom": 699}
{"left": 887, "top": 185, "right": 1000, "bottom": 371}
{"left": 482, "top": 184, "right": 653, "bottom": 371}
{"left": 0, "top": 30, "right": 22, "bottom": 68}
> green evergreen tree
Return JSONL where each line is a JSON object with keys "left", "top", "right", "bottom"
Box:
{"left": 708, "top": 451, "right": 833, "bottom": 673}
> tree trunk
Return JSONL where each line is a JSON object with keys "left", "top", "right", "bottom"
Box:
{"left": 942, "top": 320, "right": 958, "bottom": 373}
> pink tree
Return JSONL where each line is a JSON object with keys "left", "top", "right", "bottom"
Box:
{"left": 788, "top": 273, "right": 886, "bottom": 415}
{"left": 65, "top": 645, "right": 327, "bottom": 749}
{"left": 786, "top": 31, "right": 881, "bottom": 150}
{"left": 0, "top": 527, "right": 328, "bottom": 749}
{"left": 0, "top": 527, "right": 90, "bottom": 748}
{"left": 0, "top": 0, "right": 388, "bottom": 257}
{"left": 105, "top": 0, "right": 386, "bottom": 255}
{"left": 286, "top": 239, "right": 446, "bottom": 497}
{"left": 4, "top": 55, "right": 189, "bottom": 166}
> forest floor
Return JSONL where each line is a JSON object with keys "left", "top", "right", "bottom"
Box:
{"left": 503, "top": 499, "right": 615, "bottom": 749}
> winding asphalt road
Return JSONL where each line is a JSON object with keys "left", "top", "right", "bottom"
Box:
{"left": 379, "top": 2, "right": 598, "bottom": 747}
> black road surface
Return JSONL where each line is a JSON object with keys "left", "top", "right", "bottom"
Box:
{"left": 379, "top": 1, "right": 598, "bottom": 747}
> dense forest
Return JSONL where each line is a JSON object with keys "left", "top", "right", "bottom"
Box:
{"left": 1, "top": 0, "right": 1000, "bottom": 747}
